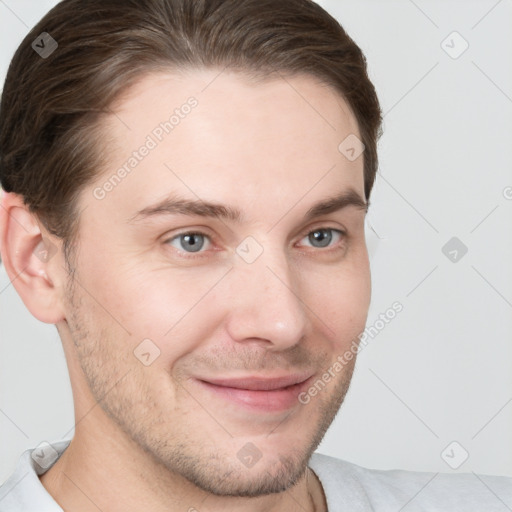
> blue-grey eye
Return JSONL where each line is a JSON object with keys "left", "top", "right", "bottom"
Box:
{"left": 168, "top": 232, "right": 210, "bottom": 253}
{"left": 304, "top": 228, "right": 342, "bottom": 248}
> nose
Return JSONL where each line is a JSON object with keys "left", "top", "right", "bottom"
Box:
{"left": 224, "top": 246, "right": 308, "bottom": 350}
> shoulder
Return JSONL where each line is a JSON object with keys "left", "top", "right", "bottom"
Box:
{"left": 0, "top": 439, "right": 70, "bottom": 511}
{"left": 308, "top": 451, "right": 512, "bottom": 512}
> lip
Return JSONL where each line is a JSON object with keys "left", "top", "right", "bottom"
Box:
{"left": 195, "top": 373, "right": 314, "bottom": 413}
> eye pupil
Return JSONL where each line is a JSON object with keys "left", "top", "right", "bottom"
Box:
{"left": 171, "top": 228, "right": 340, "bottom": 255}
{"left": 309, "top": 229, "right": 332, "bottom": 248}
{"left": 181, "top": 233, "right": 204, "bottom": 252}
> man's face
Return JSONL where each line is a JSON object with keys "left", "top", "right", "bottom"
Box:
{"left": 58, "top": 69, "right": 371, "bottom": 496}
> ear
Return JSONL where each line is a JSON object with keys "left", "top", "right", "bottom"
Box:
{"left": 0, "top": 191, "right": 66, "bottom": 324}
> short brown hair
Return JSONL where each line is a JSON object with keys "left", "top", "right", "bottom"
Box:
{"left": 0, "top": 0, "right": 382, "bottom": 266}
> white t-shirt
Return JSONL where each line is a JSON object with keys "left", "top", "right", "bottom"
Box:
{"left": 0, "top": 439, "right": 511, "bottom": 511}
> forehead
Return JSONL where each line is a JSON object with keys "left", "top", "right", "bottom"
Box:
{"left": 86, "top": 69, "right": 364, "bottom": 226}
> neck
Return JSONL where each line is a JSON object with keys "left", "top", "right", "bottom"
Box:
{"left": 39, "top": 422, "right": 326, "bottom": 512}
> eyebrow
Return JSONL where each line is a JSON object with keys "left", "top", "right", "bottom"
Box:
{"left": 127, "top": 188, "right": 368, "bottom": 224}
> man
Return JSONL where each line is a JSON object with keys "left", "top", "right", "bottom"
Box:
{"left": 0, "top": 0, "right": 510, "bottom": 511}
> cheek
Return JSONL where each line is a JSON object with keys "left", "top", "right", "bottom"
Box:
{"left": 88, "top": 264, "right": 230, "bottom": 364}
{"left": 302, "top": 255, "right": 371, "bottom": 345}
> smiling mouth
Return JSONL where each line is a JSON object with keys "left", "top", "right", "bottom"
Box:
{"left": 194, "top": 373, "right": 314, "bottom": 412}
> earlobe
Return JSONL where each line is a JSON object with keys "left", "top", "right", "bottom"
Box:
{"left": 0, "top": 192, "right": 65, "bottom": 324}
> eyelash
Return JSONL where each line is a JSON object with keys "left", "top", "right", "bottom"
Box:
{"left": 163, "top": 226, "right": 347, "bottom": 259}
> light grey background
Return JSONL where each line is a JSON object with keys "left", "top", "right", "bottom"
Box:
{"left": 1, "top": 0, "right": 511, "bottom": 485}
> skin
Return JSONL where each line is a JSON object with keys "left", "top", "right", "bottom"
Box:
{"left": 0, "top": 69, "right": 371, "bottom": 512}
